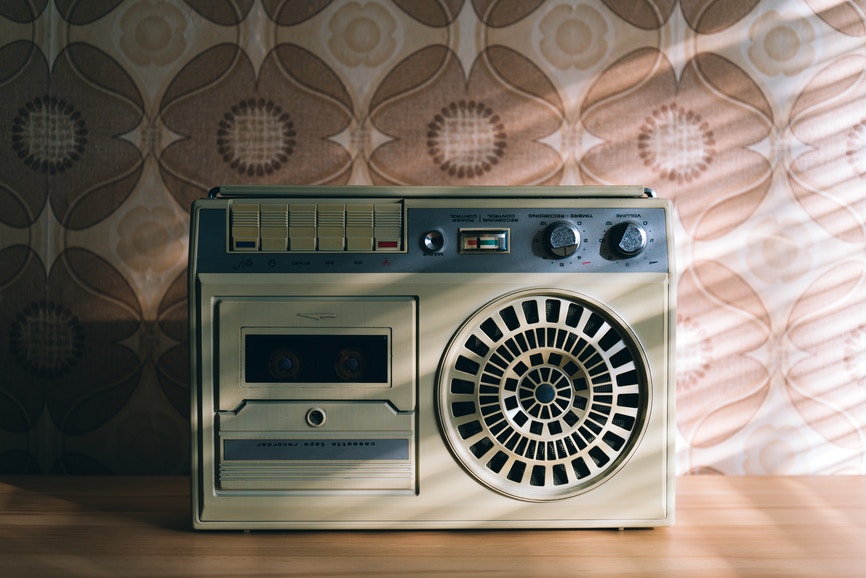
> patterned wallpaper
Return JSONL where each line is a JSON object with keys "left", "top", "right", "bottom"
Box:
{"left": 1, "top": 0, "right": 865, "bottom": 475}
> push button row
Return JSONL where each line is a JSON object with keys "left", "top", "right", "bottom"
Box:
{"left": 230, "top": 202, "right": 403, "bottom": 252}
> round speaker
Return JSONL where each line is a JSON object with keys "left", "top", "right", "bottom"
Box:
{"left": 437, "top": 289, "right": 651, "bottom": 501}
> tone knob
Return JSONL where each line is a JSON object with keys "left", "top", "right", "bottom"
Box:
{"left": 543, "top": 221, "right": 581, "bottom": 259}
{"left": 608, "top": 221, "right": 647, "bottom": 258}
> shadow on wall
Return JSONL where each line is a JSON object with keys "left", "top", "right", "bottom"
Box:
{"left": 0, "top": 246, "right": 189, "bottom": 474}
{"left": 1, "top": 0, "right": 865, "bottom": 474}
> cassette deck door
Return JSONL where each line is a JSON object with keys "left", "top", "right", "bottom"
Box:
{"left": 216, "top": 296, "right": 415, "bottom": 411}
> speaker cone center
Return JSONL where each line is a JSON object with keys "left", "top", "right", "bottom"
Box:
{"left": 518, "top": 365, "right": 572, "bottom": 420}
{"left": 535, "top": 383, "right": 556, "bottom": 404}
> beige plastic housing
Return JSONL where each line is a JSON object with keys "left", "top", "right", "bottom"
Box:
{"left": 190, "top": 185, "right": 675, "bottom": 529}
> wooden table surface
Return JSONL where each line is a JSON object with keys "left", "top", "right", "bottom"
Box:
{"left": 1, "top": 475, "right": 864, "bottom": 577}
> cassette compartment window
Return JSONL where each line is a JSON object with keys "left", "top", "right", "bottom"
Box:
{"left": 245, "top": 334, "right": 388, "bottom": 384}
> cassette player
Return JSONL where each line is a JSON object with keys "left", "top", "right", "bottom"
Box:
{"left": 190, "top": 185, "right": 676, "bottom": 529}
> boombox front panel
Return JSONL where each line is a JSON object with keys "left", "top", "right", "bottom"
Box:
{"left": 190, "top": 186, "right": 675, "bottom": 529}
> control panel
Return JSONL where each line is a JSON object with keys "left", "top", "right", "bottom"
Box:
{"left": 406, "top": 206, "right": 667, "bottom": 272}
{"left": 197, "top": 198, "right": 670, "bottom": 275}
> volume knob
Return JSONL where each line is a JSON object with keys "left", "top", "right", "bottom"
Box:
{"left": 608, "top": 221, "right": 647, "bottom": 258}
{"left": 543, "top": 221, "right": 581, "bottom": 259}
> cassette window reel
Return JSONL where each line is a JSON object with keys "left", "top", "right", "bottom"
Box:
{"left": 438, "top": 291, "right": 650, "bottom": 501}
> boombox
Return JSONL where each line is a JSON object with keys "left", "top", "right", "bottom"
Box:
{"left": 189, "top": 185, "right": 675, "bottom": 529}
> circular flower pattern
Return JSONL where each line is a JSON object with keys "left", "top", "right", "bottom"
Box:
{"left": 368, "top": 45, "right": 563, "bottom": 185}
{"left": 581, "top": 48, "right": 773, "bottom": 240}
{"left": 9, "top": 301, "right": 86, "bottom": 379}
{"left": 745, "top": 218, "right": 812, "bottom": 284}
{"left": 0, "top": 41, "right": 143, "bottom": 229}
{"left": 638, "top": 102, "right": 715, "bottom": 185}
{"left": 159, "top": 43, "right": 352, "bottom": 207}
{"left": 743, "top": 425, "right": 808, "bottom": 475}
{"left": 426, "top": 99, "right": 506, "bottom": 178}
{"left": 217, "top": 97, "right": 296, "bottom": 176}
{"left": 119, "top": 0, "right": 188, "bottom": 66}
{"left": 539, "top": 3, "right": 608, "bottom": 70}
{"left": 11, "top": 95, "right": 88, "bottom": 174}
{"left": 116, "top": 206, "right": 186, "bottom": 274}
{"left": 0, "top": 247, "right": 143, "bottom": 436}
{"left": 328, "top": 1, "right": 397, "bottom": 68}
{"left": 748, "top": 10, "right": 815, "bottom": 77}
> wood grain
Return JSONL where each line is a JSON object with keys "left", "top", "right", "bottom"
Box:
{"left": 1, "top": 476, "right": 864, "bottom": 577}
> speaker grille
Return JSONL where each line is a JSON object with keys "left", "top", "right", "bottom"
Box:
{"left": 437, "top": 290, "right": 650, "bottom": 501}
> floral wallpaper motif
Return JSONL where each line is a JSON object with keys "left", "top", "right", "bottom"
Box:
{"left": 1, "top": 0, "right": 865, "bottom": 475}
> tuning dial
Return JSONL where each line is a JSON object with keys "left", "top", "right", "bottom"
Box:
{"left": 543, "top": 221, "right": 581, "bottom": 259}
{"left": 608, "top": 221, "right": 647, "bottom": 258}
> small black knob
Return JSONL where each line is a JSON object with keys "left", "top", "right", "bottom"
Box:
{"left": 543, "top": 221, "right": 581, "bottom": 259}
